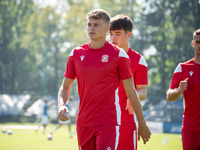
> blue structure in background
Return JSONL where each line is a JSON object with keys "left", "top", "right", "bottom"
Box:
{"left": 163, "top": 122, "right": 182, "bottom": 134}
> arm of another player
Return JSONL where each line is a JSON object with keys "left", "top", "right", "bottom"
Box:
{"left": 125, "top": 84, "right": 148, "bottom": 114}
{"left": 58, "top": 77, "right": 74, "bottom": 121}
{"left": 166, "top": 78, "right": 189, "bottom": 102}
{"left": 136, "top": 84, "right": 148, "bottom": 100}
{"left": 122, "top": 78, "right": 151, "bottom": 144}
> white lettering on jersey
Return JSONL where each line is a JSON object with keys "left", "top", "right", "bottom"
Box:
{"left": 189, "top": 71, "right": 194, "bottom": 76}
{"left": 119, "top": 48, "right": 129, "bottom": 59}
{"left": 174, "top": 64, "right": 182, "bottom": 73}
{"left": 107, "top": 147, "right": 111, "bottom": 150}
{"left": 139, "top": 56, "right": 148, "bottom": 67}
{"left": 80, "top": 55, "right": 85, "bottom": 61}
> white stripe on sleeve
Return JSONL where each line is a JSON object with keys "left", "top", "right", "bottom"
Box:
{"left": 139, "top": 56, "right": 148, "bottom": 67}
{"left": 69, "top": 49, "right": 74, "bottom": 56}
{"left": 174, "top": 64, "right": 182, "bottom": 73}
{"left": 119, "top": 48, "right": 129, "bottom": 59}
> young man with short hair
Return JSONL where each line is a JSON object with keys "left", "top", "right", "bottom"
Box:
{"left": 110, "top": 15, "right": 149, "bottom": 150}
{"left": 167, "top": 29, "right": 200, "bottom": 150}
{"left": 58, "top": 9, "right": 151, "bottom": 150}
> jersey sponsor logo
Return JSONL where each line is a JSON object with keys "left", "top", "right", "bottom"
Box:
{"left": 189, "top": 71, "right": 194, "bottom": 76}
{"left": 80, "top": 55, "right": 85, "bottom": 61}
{"left": 101, "top": 55, "right": 109, "bottom": 62}
{"left": 107, "top": 147, "right": 111, "bottom": 150}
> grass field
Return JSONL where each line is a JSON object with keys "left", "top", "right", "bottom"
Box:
{"left": 0, "top": 123, "right": 182, "bottom": 150}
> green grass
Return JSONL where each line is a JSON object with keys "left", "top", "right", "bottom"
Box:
{"left": 138, "top": 133, "right": 182, "bottom": 150}
{"left": 0, "top": 123, "right": 182, "bottom": 150}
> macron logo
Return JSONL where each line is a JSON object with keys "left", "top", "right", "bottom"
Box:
{"left": 80, "top": 55, "right": 85, "bottom": 61}
{"left": 189, "top": 71, "right": 194, "bottom": 76}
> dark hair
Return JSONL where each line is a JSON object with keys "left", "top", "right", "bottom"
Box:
{"left": 110, "top": 15, "right": 133, "bottom": 32}
{"left": 86, "top": 9, "right": 110, "bottom": 24}
{"left": 193, "top": 29, "right": 200, "bottom": 40}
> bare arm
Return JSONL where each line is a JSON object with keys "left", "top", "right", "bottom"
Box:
{"left": 166, "top": 88, "right": 182, "bottom": 102}
{"left": 125, "top": 84, "right": 147, "bottom": 114}
{"left": 122, "top": 78, "right": 151, "bottom": 144}
{"left": 136, "top": 84, "right": 148, "bottom": 100}
{"left": 166, "top": 78, "right": 188, "bottom": 102}
{"left": 58, "top": 77, "right": 74, "bottom": 121}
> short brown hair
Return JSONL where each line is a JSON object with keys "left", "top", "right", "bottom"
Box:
{"left": 110, "top": 15, "right": 133, "bottom": 32}
{"left": 86, "top": 9, "right": 110, "bottom": 24}
{"left": 193, "top": 29, "right": 200, "bottom": 40}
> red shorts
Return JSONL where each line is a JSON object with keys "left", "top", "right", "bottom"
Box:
{"left": 77, "top": 124, "right": 120, "bottom": 150}
{"left": 182, "top": 129, "right": 200, "bottom": 150}
{"left": 117, "top": 122, "right": 137, "bottom": 150}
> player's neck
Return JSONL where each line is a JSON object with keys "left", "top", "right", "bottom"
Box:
{"left": 194, "top": 55, "right": 200, "bottom": 64}
{"left": 90, "top": 39, "right": 106, "bottom": 49}
{"left": 122, "top": 44, "right": 129, "bottom": 53}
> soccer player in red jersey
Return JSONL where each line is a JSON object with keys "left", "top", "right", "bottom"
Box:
{"left": 58, "top": 9, "right": 151, "bottom": 150}
{"left": 110, "top": 15, "right": 149, "bottom": 150}
{"left": 167, "top": 29, "right": 200, "bottom": 150}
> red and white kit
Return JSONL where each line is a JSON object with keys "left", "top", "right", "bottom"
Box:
{"left": 118, "top": 48, "right": 148, "bottom": 150}
{"left": 64, "top": 41, "right": 133, "bottom": 150}
{"left": 170, "top": 58, "right": 200, "bottom": 149}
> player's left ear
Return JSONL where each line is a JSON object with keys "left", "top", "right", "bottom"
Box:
{"left": 106, "top": 25, "right": 110, "bottom": 33}
{"left": 128, "top": 31, "right": 132, "bottom": 38}
{"left": 191, "top": 40, "right": 194, "bottom": 47}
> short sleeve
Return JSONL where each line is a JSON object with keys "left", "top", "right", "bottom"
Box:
{"left": 64, "top": 49, "right": 76, "bottom": 79}
{"left": 118, "top": 49, "right": 133, "bottom": 80}
{"left": 135, "top": 56, "right": 148, "bottom": 85}
{"left": 169, "top": 64, "right": 182, "bottom": 89}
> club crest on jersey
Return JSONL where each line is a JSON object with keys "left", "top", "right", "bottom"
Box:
{"left": 101, "top": 55, "right": 109, "bottom": 62}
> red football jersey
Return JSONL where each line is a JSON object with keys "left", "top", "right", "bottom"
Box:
{"left": 170, "top": 58, "right": 200, "bottom": 131}
{"left": 64, "top": 41, "right": 133, "bottom": 126}
{"left": 118, "top": 48, "right": 148, "bottom": 123}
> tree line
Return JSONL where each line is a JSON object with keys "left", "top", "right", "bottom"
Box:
{"left": 0, "top": 0, "right": 199, "bottom": 99}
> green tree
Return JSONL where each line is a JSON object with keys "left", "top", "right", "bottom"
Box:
{"left": 138, "top": 0, "right": 200, "bottom": 97}
{"left": 0, "top": 0, "right": 37, "bottom": 94}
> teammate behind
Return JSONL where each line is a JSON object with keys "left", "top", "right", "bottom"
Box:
{"left": 110, "top": 14, "right": 149, "bottom": 150}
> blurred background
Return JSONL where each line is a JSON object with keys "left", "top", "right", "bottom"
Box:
{"left": 0, "top": 0, "right": 199, "bottom": 134}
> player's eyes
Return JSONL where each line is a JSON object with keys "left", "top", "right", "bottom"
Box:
{"left": 195, "top": 40, "right": 200, "bottom": 44}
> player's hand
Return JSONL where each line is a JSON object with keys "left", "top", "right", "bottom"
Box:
{"left": 138, "top": 122, "right": 151, "bottom": 144}
{"left": 178, "top": 78, "right": 189, "bottom": 93}
{"left": 125, "top": 99, "right": 134, "bottom": 114}
{"left": 58, "top": 105, "right": 69, "bottom": 121}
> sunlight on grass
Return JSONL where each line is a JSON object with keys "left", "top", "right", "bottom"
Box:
{"left": 0, "top": 123, "right": 182, "bottom": 150}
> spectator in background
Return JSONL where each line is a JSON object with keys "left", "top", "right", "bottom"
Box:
{"left": 48, "top": 95, "right": 76, "bottom": 138}
{"left": 37, "top": 99, "right": 55, "bottom": 134}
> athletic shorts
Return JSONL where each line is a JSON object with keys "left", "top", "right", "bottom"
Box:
{"left": 41, "top": 115, "right": 49, "bottom": 125}
{"left": 77, "top": 124, "right": 120, "bottom": 150}
{"left": 182, "top": 129, "right": 200, "bottom": 150}
{"left": 117, "top": 122, "right": 137, "bottom": 150}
